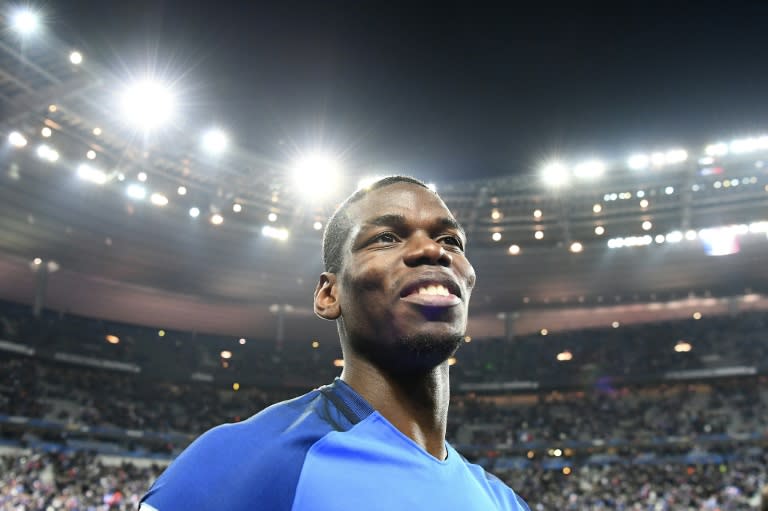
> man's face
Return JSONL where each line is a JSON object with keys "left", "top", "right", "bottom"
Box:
{"left": 333, "top": 183, "right": 476, "bottom": 371}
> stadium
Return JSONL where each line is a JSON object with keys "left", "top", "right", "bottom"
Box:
{"left": 0, "top": 3, "right": 767, "bottom": 510}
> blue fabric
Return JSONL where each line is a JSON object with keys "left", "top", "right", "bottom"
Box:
{"left": 141, "top": 379, "right": 530, "bottom": 511}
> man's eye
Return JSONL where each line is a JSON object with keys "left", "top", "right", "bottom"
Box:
{"left": 373, "top": 232, "right": 398, "bottom": 243}
{"left": 441, "top": 236, "right": 464, "bottom": 250}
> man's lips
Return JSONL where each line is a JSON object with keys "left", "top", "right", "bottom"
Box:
{"left": 401, "top": 293, "right": 461, "bottom": 307}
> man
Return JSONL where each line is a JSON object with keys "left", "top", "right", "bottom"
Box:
{"left": 141, "top": 176, "right": 530, "bottom": 510}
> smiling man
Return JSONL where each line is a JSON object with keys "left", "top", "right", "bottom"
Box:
{"left": 140, "top": 176, "right": 530, "bottom": 511}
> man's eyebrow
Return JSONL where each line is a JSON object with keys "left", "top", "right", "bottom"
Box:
{"left": 361, "top": 214, "right": 467, "bottom": 239}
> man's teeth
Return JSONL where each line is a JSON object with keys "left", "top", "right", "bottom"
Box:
{"left": 416, "top": 285, "right": 450, "bottom": 296}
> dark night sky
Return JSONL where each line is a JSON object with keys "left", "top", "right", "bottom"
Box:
{"left": 53, "top": 1, "right": 768, "bottom": 181}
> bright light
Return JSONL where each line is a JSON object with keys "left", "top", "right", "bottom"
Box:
{"left": 69, "top": 51, "right": 83, "bottom": 65}
{"left": 492, "top": 232, "right": 502, "bottom": 242}
{"left": 313, "top": 221, "right": 323, "bottom": 230}
{"left": 48, "top": 104, "right": 57, "bottom": 112}
{"left": 685, "top": 230, "right": 697, "bottom": 240}
{"left": 541, "top": 162, "right": 570, "bottom": 187}
{"left": 311, "top": 340, "right": 320, "bottom": 349}
{"left": 693, "top": 311, "right": 702, "bottom": 320}
{"left": 508, "top": 244, "right": 521, "bottom": 255}
{"left": 642, "top": 221, "right": 652, "bottom": 231}
{"left": 594, "top": 225, "right": 605, "bottom": 235}
{"left": 447, "top": 357, "right": 457, "bottom": 366}
{"left": 636, "top": 190, "right": 645, "bottom": 198}
{"left": 491, "top": 209, "right": 502, "bottom": 220}
{"left": 534, "top": 230, "right": 544, "bottom": 240}
{"left": 77, "top": 164, "right": 107, "bottom": 185}
{"left": 33, "top": 257, "right": 42, "bottom": 265}
{"left": 150, "top": 193, "right": 168, "bottom": 206}
{"left": 220, "top": 350, "right": 232, "bottom": 359}
{"left": 86, "top": 150, "right": 96, "bottom": 160}
{"left": 210, "top": 213, "right": 224, "bottom": 225}
{"left": 36, "top": 144, "right": 59, "bottom": 162}
{"left": 126, "top": 184, "right": 146, "bottom": 200}
{"left": 232, "top": 203, "right": 242, "bottom": 213}
{"left": 189, "top": 207, "right": 200, "bottom": 218}
{"left": 262, "top": 225, "right": 289, "bottom": 240}
{"left": 232, "top": 383, "right": 240, "bottom": 391}
{"left": 699, "top": 156, "right": 714, "bottom": 165}
{"left": 11, "top": 9, "right": 40, "bottom": 35}
{"left": 41, "top": 127, "right": 52, "bottom": 137}
{"left": 426, "top": 183, "right": 437, "bottom": 192}
{"left": 640, "top": 199, "right": 649, "bottom": 208}
{"left": 291, "top": 151, "right": 342, "bottom": 199}
{"left": 239, "top": 338, "right": 246, "bottom": 345}
{"left": 120, "top": 80, "right": 175, "bottom": 130}
{"left": 698, "top": 227, "right": 739, "bottom": 256}
{"left": 333, "top": 359, "right": 345, "bottom": 367}
{"left": 137, "top": 172, "right": 147, "bottom": 182}
{"left": 9, "top": 131, "right": 27, "bottom": 147}
{"left": 665, "top": 186, "right": 674, "bottom": 195}
{"left": 705, "top": 142, "right": 728, "bottom": 156}
{"left": 158, "top": 329, "right": 166, "bottom": 337}
{"left": 533, "top": 209, "right": 542, "bottom": 219}
{"left": 177, "top": 186, "right": 187, "bottom": 196}
{"left": 268, "top": 212, "right": 278, "bottom": 222}
{"left": 612, "top": 321, "right": 620, "bottom": 328}
{"left": 592, "top": 204, "right": 602, "bottom": 213}
{"left": 92, "top": 127, "right": 102, "bottom": 136}
{"left": 105, "top": 334, "right": 120, "bottom": 344}
{"left": 556, "top": 350, "right": 572, "bottom": 361}
{"left": 201, "top": 128, "right": 228, "bottom": 154}
{"left": 655, "top": 234, "right": 665, "bottom": 244}
{"left": 665, "top": 231, "right": 683, "bottom": 243}
{"left": 540, "top": 329, "right": 548, "bottom": 336}
{"left": 627, "top": 154, "right": 649, "bottom": 170}
{"left": 674, "top": 340, "right": 692, "bottom": 353}
{"left": 569, "top": 241, "right": 583, "bottom": 253}
{"left": 573, "top": 160, "right": 605, "bottom": 179}
{"left": 664, "top": 149, "right": 688, "bottom": 164}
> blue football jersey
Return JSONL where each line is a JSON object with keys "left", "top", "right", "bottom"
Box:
{"left": 141, "top": 378, "right": 530, "bottom": 511}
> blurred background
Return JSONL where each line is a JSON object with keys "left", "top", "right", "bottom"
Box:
{"left": 0, "top": 1, "right": 766, "bottom": 509}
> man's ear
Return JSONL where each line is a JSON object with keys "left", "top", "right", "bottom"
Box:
{"left": 314, "top": 272, "right": 341, "bottom": 320}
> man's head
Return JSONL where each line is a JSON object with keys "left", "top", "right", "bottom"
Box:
{"left": 314, "top": 176, "right": 476, "bottom": 374}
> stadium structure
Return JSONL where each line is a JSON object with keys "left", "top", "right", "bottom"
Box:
{"left": 0, "top": 6, "right": 766, "bottom": 510}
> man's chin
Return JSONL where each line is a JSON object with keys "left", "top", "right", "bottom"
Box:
{"left": 380, "top": 332, "right": 464, "bottom": 374}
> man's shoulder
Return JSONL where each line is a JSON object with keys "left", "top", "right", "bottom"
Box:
{"left": 141, "top": 385, "right": 350, "bottom": 511}
{"left": 452, "top": 449, "right": 531, "bottom": 511}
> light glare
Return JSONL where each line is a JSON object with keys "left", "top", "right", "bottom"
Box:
{"left": 77, "top": 164, "right": 107, "bottom": 185}
{"left": 69, "top": 51, "right": 83, "bottom": 65}
{"left": 189, "top": 207, "right": 200, "bottom": 218}
{"left": 150, "top": 193, "right": 168, "bottom": 206}
{"left": 126, "top": 184, "right": 146, "bottom": 200}
{"left": 202, "top": 128, "right": 229, "bottom": 154}
{"left": 573, "top": 160, "right": 605, "bottom": 179}
{"left": 541, "top": 162, "right": 570, "bottom": 187}
{"left": 291, "top": 151, "right": 342, "bottom": 199}
{"left": 120, "top": 80, "right": 175, "bottom": 130}
{"left": 9, "top": 131, "right": 28, "bottom": 147}
{"left": 12, "top": 9, "right": 39, "bottom": 34}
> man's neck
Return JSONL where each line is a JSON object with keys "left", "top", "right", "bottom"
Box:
{"left": 341, "top": 356, "right": 451, "bottom": 460}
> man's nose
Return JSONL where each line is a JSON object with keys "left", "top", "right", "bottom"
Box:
{"left": 403, "top": 234, "right": 452, "bottom": 267}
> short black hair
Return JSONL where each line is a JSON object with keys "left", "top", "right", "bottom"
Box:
{"left": 322, "top": 176, "right": 434, "bottom": 273}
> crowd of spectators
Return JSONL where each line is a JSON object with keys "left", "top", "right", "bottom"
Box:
{"left": 0, "top": 451, "right": 162, "bottom": 511}
{"left": 0, "top": 448, "right": 764, "bottom": 510}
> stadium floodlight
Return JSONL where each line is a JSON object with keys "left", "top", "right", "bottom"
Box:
{"left": 77, "top": 164, "right": 107, "bottom": 185}
{"left": 232, "top": 203, "right": 242, "bottom": 213}
{"left": 313, "top": 221, "right": 323, "bottom": 230}
{"left": 262, "top": 225, "right": 289, "bottom": 241}
{"left": 210, "top": 213, "right": 224, "bottom": 225}
{"left": 291, "top": 151, "right": 342, "bottom": 199}
{"left": 188, "top": 207, "right": 200, "bottom": 218}
{"left": 569, "top": 241, "right": 583, "bottom": 253}
{"left": 642, "top": 221, "right": 652, "bottom": 231}
{"left": 594, "top": 225, "right": 605, "bottom": 236}
{"left": 541, "top": 161, "right": 570, "bottom": 187}
{"left": 491, "top": 232, "right": 502, "bottom": 242}
{"left": 69, "top": 51, "right": 83, "bottom": 65}
{"left": 627, "top": 154, "right": 649, "bottom": 170}
{"left": 41, "top": 127, "right": 52, "bottom": 138}
{"left": 268, "top": 212, "right": 278, "bottom": 222}
{"left": 36, "top": 144, "right": 59, "bottom": 162}
{"left": 655, "top": 234, "right": 665, "bottom": 244}
{"left": 138, "top": 172, "right": 147, "bottom": 182}
{"left": 86, "top": 150, "right": 96, "bottom": 160}
{"left": 705, "top": 142, "right": 728, "bottom": 156}
{"left": 508, "top": 244, "right": 521, "bottom": 255}
{"left": 177, "top": 186, "right": 187, "bottom": 196}
{"left": 11, "top": 9, "right": 40, "bottom": 35}
{"left": 665, "top": 231, "right": 683, "bottom": 243}
{"left": 126, "top": 184, "right": 146, "bottom": 200}
{"left": 664, "top": 149, "right": 688, "bottom": 164}
{"left": 150, "top": 193, "right": 168, "bottom": 206}
{"left": 201, "top": 128, "right": 228, "bottom": 155}
{"left": 8, "top": 131, "right": 27, "bottom": 147}
{"left": 120, "top": 79, "right": 175, "bottom": 130}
